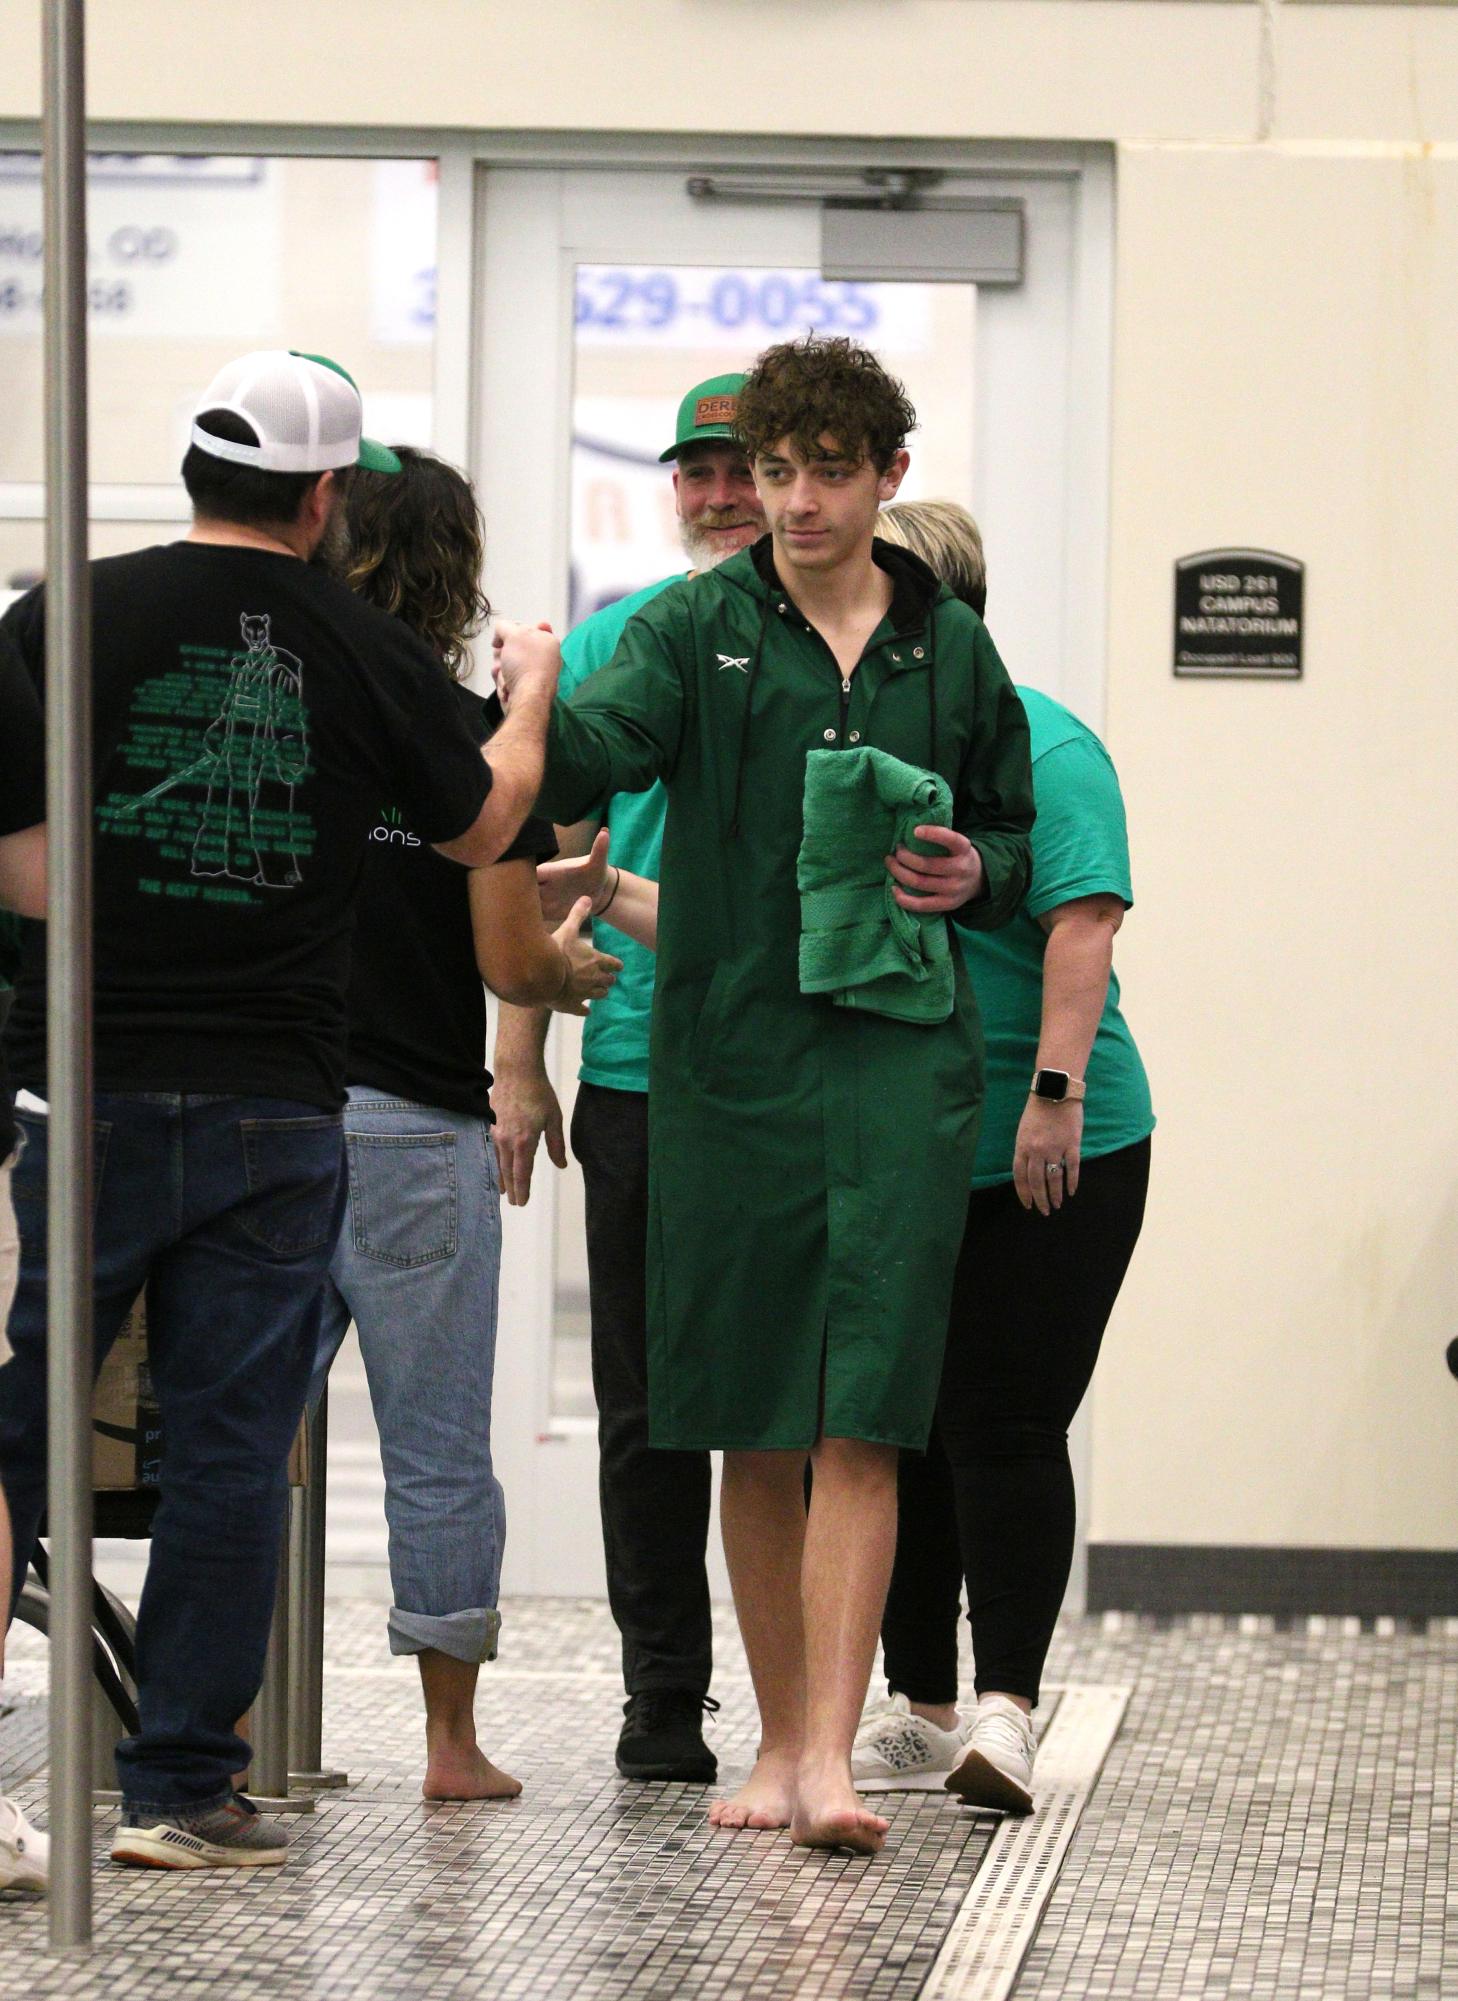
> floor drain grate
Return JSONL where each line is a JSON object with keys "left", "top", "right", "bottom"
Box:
{"left": 920, "top": 1682, "right": 1129, "bottom": 2001}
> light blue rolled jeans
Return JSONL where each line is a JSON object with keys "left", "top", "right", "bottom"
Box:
{"left": 313, "top": 1088, "right": 506, "bottom": 1664}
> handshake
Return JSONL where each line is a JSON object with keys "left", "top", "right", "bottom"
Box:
{"left": 491, "top": 619, "right": 563, "bottom": 709}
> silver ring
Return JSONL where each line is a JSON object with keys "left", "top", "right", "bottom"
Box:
{"left": 1046, "top": 1160, "right": 1064, "bottom": 1175}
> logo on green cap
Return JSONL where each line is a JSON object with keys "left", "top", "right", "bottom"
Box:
{"left": 660, "top": 371, "right": 749, "bottom": 464}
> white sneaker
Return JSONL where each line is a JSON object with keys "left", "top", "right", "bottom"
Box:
{"left": 945, "top": 1694, "right": 1036, "bottom": 1815}
{"left": 852, "top": 1693, "right": 971, "bottom": 1791}
{"left": 0, "top": 1796, "right": 48, "bottom": 1893}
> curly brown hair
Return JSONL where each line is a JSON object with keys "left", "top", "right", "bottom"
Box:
{"left": 733, "top": 335, "right": 917, "bottom": 473}
{"left": 341, "top": 446, "right": 491, "bottom": 678}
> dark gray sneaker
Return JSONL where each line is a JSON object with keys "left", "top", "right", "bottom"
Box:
{"left": 616, "top": 1691, "right": 719, "bottom": 1783}
{"left": 111, "top": 1793, "right": 289, "bottom": 1870}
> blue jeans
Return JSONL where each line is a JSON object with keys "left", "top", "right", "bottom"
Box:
{"left": 0, "top": 1092, "right": 344, "bottom": 1810}
{"left": 313, "top": 1089, "right": 506, "bottom": 1665}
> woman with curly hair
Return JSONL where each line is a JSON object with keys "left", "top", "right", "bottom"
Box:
{"left": 313, "top": 447, "right": 620, "bottom": 1801}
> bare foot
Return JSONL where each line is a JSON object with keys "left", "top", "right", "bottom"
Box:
{"left": 422, "top": 1743, "right": 523, "bottom": 1802}
{"left": 791, "top": 1759, "right": 889, "bottom": 1856}
{"left": 709, "top": 1749, "right": 798, "bottom": 1831}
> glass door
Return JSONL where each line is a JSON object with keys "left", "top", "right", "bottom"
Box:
{"left": 0, "top": 152, "right": 441, "bottom": 610}
{"left": 0, "top": 147, "right": 445, "bottom": 1599}
{"left": 474, "top": 160, "right": 1108, "bottom": 1600}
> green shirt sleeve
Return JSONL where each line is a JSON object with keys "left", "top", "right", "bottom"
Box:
{"left": 558, "top": 615, "right": 617, "bottom": 701}
{"left": 536, "top": 593, "right": 690, "bottom": 825}
{"left": 951, "top": 621, "right": 1036, "bottom": 933}
{"left": 1022, "top": 734, "right": 1133, "bottom": 920}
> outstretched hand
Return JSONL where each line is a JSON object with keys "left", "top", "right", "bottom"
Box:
{"left": 537, "top": 827, "right": 611, "bottom": 924}
{"left": 884, "top": 825, "right": 985, "bottom": 913}
{"left": 491, "top": 618, "right": 560, "bottom": 709}
{"left": 549, "top": 896, "right": 623, "bottom": 1016}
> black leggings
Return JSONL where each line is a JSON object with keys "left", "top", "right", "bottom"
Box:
{"left": 881, "top": 1137, "right": 1150, "bottom": 1709}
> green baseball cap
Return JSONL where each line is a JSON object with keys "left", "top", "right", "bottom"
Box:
{"left": 658, "top": 372, "right": 748, "bottom": 464}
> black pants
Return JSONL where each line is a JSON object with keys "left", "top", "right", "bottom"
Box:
{"left": 571, "top": 1082, "right": 713, "bottom": 1697}
{"left": 882, "top": 1137, "right": 1151, "bottom": 1709}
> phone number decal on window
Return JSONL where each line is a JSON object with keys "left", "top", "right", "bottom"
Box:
{"left": 575, "top": 267, "right": 881, "bottom": 345}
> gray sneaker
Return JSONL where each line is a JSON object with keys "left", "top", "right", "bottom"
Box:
{"left": 111, "top": 1793, "right": 289, "bottom": 1870}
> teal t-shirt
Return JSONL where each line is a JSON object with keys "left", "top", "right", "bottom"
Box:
{"left": 964, "top": 686, "right": 1154, "bottom": 1188}
{"left": 558, "top": 575, "right": 685, "bottom": 1093}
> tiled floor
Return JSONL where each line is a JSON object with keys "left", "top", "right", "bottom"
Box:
{"left": 0, "top": 1599, "right": 1000, "bottom": 2001}
{"left": 1, "top": 1602, "right": 1455, "bottom": 1999}
{"left": 1024, "top": 1614, "right": 1458, "bottom": 2000}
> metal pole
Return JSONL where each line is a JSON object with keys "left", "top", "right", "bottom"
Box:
{"left": 251, "top": 1526, "right": 292, "bottom": 1801}
{"left": 285, "top": 1483, "right": 310, "bottom": 1773}
{"left": 41, "top": 0, "right": 93, "bottom": 1953}
{"left": 289, "top": 1388, "right": 345, "bottom": 1785}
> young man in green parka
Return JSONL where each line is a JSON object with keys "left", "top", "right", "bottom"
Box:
{"left": 496, "top": 336, "right": 1035, "bottom": 1855}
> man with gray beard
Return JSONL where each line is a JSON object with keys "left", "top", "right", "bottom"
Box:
{"left": 493, "top": 371, "right": 763, "bottom": 1783}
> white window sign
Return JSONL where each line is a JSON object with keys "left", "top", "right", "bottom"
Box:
{"left": 370, "top": 159, "right": 438, "bottom": 345}
{"left": 0, "top": 153, "right": 280, "bottom": 341}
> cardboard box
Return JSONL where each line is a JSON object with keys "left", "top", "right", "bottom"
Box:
{"left": 93, "top": 1294, "right": 309, "bottom": 1492}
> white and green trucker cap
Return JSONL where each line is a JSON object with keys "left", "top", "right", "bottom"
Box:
{"left": 189, "top": 350, "right": 402, "bottom": 475}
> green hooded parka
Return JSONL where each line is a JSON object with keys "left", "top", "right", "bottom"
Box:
{"left": 536, "top": 539, "right": 1035, "bottom": 1451}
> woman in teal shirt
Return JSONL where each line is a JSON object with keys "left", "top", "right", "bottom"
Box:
{"left": 854, "top": 502, "right": 1154, "bottom": 1816}
{"left": 535, "top": 499, "right": 1152, "bottom": 1822}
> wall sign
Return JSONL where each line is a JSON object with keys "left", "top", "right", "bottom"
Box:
{"left": 1173, "top": 550, "right": 1303, "bottom": 680}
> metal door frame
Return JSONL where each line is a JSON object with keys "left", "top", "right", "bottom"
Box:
{"left": 1, "top": 119, "right": 1113, "bottom": 1612}
{"left": 466, "top": 142, "right": 1114, "bottom": 1608}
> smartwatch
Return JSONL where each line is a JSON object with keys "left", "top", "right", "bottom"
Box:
{"left": 1030, "top": 1069, "right": 1086, "bottom": 1104}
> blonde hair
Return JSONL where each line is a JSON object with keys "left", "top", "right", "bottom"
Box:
{"left": 878, "top": 499, "right": 987, "bottom": 617}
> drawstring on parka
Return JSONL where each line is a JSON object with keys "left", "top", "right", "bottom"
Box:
{"left": 728, "top": 587, "right": 774, "bottom": 839}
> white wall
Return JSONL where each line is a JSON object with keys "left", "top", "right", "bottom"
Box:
{"left": 10, "top": 0, "right": 1458, "bottom": 149}
{"left": 1096, "top": 140, "right": 1458, "bottom": 1547}
{"left": 6, "top": 1, "right": 1261, "bottom": 142}
{"left": 7, "top": 0, "right": 1458, "bottom": 1553}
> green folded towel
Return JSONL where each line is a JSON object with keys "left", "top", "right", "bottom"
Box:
{"left": 798, "top": 745, "right": 955, "bottom": 1026}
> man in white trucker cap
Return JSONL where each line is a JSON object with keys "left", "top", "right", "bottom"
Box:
{"left": 0, "top": 349, "right": 561, "bottom": 1872}
{"left": 186, "top": 349, "right": 405, "bottom": 477}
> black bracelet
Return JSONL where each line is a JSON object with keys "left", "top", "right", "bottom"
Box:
{"left": 598, "top": 866, "right": 621, "bottom": 919}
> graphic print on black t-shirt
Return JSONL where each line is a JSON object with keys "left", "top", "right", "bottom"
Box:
{"left": 369, "top": 803, "right": 422, "bottom": 849}
{"left": 0, "top": 544, "right": 494, "bottom": 1109}
{"left": 106, "top": 612, "right": 314, "bottom": 900}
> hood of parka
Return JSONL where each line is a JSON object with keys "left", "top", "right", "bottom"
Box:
{"left": 715, "top": 532, "right": 954, "bottom": 835}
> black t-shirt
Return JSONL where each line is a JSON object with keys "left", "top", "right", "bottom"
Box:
{"left": 1, "top": 544, "right": 493, "bottom": 1111}
{"left": 0, "top": 630, "right": 46, "bottom": 1162}
{"left": 345, "top": 681, "right": 557, "bottom": 1121}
